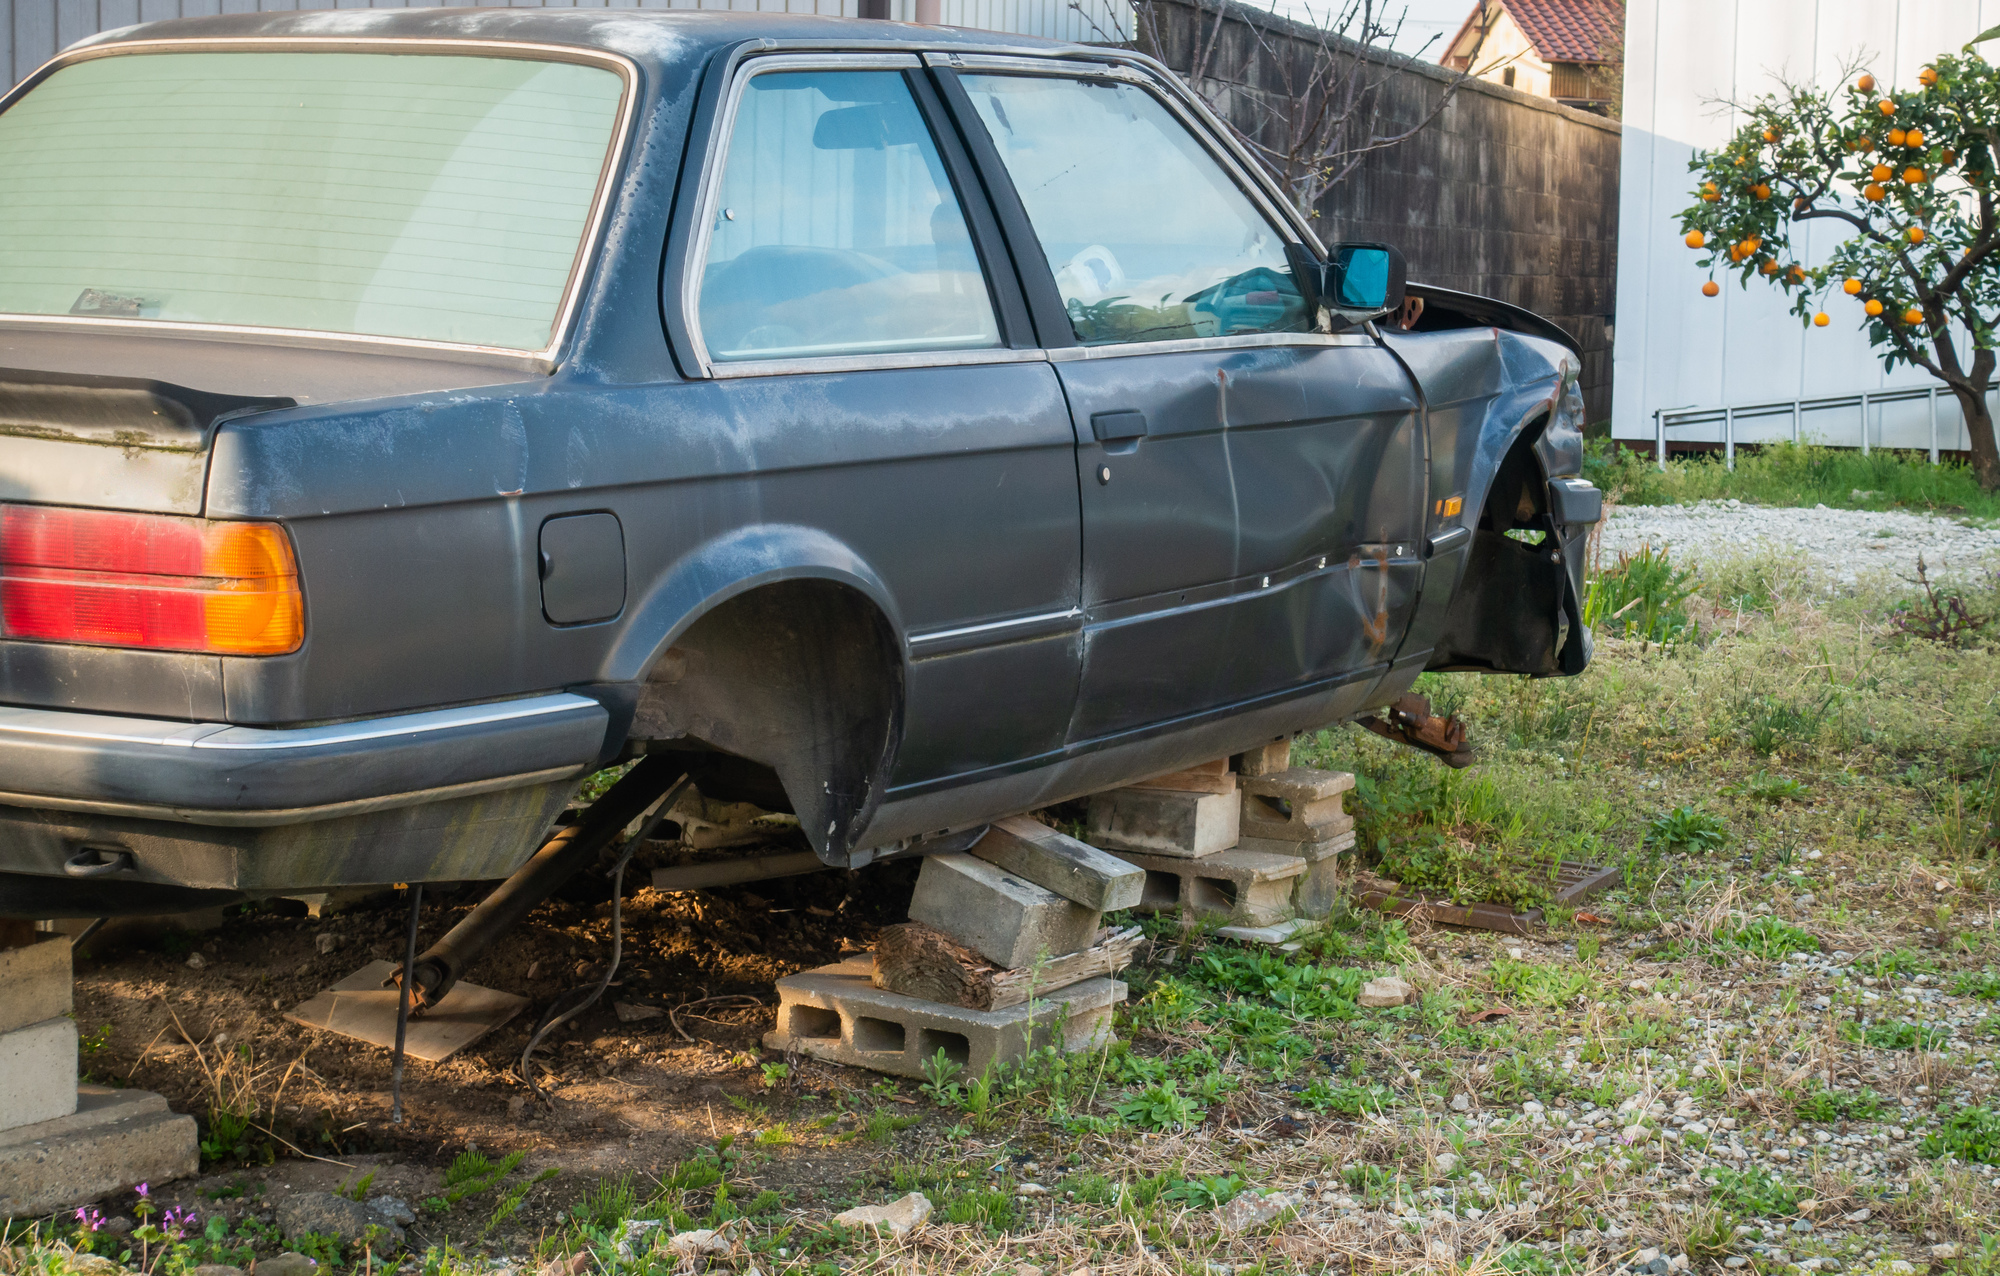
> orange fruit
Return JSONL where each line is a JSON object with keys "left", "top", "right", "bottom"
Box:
{"left": 1686, "top": 230, "right": 1706, "bottom": 248}
{"left": 1745, "top": 236, "right": 1762, "bottom": 252}
{"left": 1702, "top": 182, "right": 1720, "bottom": 201}
{"left": 1858, "top": 74, "right": 1876, "bottom": 91}
{"left": 1889, "top": 128, "right": 1907, "bottom": 146}
{"left": 1761, "top": 260, "right": 1781, "bottom": 274}
{"left": 1814, "top": 312, "right": 1831, "bottom": 327}
{"left": 1907, "top": 128, "right": 1925, "bottom": 147}
{"left": 1844, "top": 278, "right": 1864, "bottom": 294}
{"left": 1789, "top": 265, "right": 1807, "bottom": 281}
{"left": 1904, "top": 166, "right": 1927, "bottom": 183}
{"left": 1752, "top": 183, "right": 1772, "bottom": 199}
{"left": 1880, "top": 99, "right": 1897, "bottom": 115}
{"left": 1702, "top": 281, "right": 1720, "bottom": 297}
{"left": 1909, "top": 226, "right": 1927, "bottom": 244}
{"left": 1763, "top": 127, "right": 1780, "bottom": 142}
{"left": 1734, "top": 155, "right": 1749, "bottom": 166}
{"left": 1920, "top": 67, "right": 1939, "bottom": 87}
{"left": 1905, "top": 306, "right": 1925, "bottom": 324}
{"left": 1872, "top": 163, "right": 1894, "bottom": 181}
{"left": 1865, "top": 298, "right": 1884, "bottom": 316}
{"left": 1865, "top": 183, "right": 1887, "bottom": 201}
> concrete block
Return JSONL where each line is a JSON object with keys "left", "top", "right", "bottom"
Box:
{"left": 1240, "top": 768, "right": 1355, "bottom": 843}
{"left": 0, "top": 1017, "right": 78, "bottom": 1132}
{"left": 1237, "top": 831, "right": 1355, "bottom": 918}
{"left": 1106, "top": 846, "right": 1306, "bottom": 927}
{"left": 1216, "top": 918, "right": 1319, "bottom": 951}
{"left": 0, "top": 934, "right": 71, "bottom": 1035}
{"left": 1234, "top": 738, "right": 1292, "bottom": 776}
{"left": 970, "top": 815, "right": 1144, "bottom": 911}
{"left": 1086, "top": 786, "right": 1239, "bottom": 859}
{"left": 763, "top": 956, "right": 1123, "bottom": 1079}
{"left": 907, "top": 853, "right": 1101, "bottom": 969}
{"left": 0, "top": 1086, "right": 198, "bottom": 1217}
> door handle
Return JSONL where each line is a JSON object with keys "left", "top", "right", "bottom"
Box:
{"left": 1090, "top": 410, "right": 1148, "bottom": 441}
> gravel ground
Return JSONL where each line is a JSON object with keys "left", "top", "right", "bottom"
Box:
{"left": 1598, "top": 500, "right": 2000, "bottom": 586}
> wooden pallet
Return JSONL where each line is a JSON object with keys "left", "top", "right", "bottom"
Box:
{"left": 1352, "top": 861, "right": 1621, "bottom": 936}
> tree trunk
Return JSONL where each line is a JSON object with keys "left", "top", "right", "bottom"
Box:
{"left": 1958, "top": 348, "right": 2000, "bottom": 491}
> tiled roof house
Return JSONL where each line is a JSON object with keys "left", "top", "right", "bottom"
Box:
{"left": 1444, "top": 0, "right": 1624, "bottom": 114}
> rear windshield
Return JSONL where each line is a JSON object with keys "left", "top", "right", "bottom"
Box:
{"left": 0, "top": 50, "right": 626, "bottom": 352}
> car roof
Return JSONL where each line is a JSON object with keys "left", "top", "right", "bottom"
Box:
{"left": 63, "top": 7, "right": 1086, "bottom": 78}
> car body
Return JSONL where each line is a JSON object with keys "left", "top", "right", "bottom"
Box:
{"left": 0, "top": 8, "right": 1598, "bottom": 918}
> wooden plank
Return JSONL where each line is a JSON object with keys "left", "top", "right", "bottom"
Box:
{"left": 1130, "top": 757, "right": 1236, "bottom": 795}
{"left": 651, "top": 849, "right": 827, "bottom": 892}
{"left": 873, "top": 922, "right": 1142, "bottom": 1011}
{"left": 287, "top": 960, "right": 527, "bottom": 1063}
{"left": 1354, "top": 861, "right": 1619, "bottom": 937}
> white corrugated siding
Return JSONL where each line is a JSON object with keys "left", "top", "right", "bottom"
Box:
{"left": 2, "top": 0, "right": 1132, "bottom": 91}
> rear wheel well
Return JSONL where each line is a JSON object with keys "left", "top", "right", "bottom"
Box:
{"left": 627, "top": 579, "right": 904, "bottom": 863}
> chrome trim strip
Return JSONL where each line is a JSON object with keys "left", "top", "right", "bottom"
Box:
{"left": 1047, "top": 332, "right": 1375, "bottom": 362}
{"left": 710, "top": 347, "right": 1047, "bottom": 379}
{"left": 0, "top": 692, "right": 602, "bottom": 752}
{"left": 0, "top": 37, "right": 643, "bottom": 375}
{"left": 0, "top": 765, "right": 589, "bottom": 828}
{"left": 908, "top": 606, "right": 1083, "bottom": 656}
{"left": 681, "top": 52, "right": 934, "bottom": 380}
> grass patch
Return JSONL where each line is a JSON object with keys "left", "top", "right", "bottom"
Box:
{"left": 1722, "top": 917, "right": 1818, "bottom": 960}
{"left": 1920, "top": 1105, "right": 2000, "bottom": 1164}
{"left": 1586, "top": 438, "right": 2000, "bottom": 518}
{"left": 1703, "top": 1164, "right": 1805, "bottom": 1217}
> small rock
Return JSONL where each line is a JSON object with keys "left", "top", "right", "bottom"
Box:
{"left": 1724, "top": 1259, "right": 1748, "bottom": 1270}
{"left": 507, "top": 1095, "right": 527, "bottom": 1118}
{"left": 68, "top": 1259, "right": 124, "bottom": 1276}
{"left": 1632, "top": 1249, "right": 1662, "bottom": 1268}
{"left": 103, "top": 1218, "right": 134, "bottom": 1235}
{"left": 1622, "top": 1124, "right": 1651, "bottom": 1143}
{"left": 1216, "top": 1189, "right": 1300, "bottom": 1231}
{"left": 366, "top": 1196, "right": 415, "bottom": 1227}
{"left": 1434, "top": 1151, "right": 1460, "bottom": 1175}
{"left": 186, "top": 953, "right": 207, "bottom": 970}
{"left": 257, "top": 1255, "right": 320, "bottom": 1276}
{"left": 1450, "top": 1094, "right": 1471, "bottom": 1112}
{"left": 1014, "top": 1266, "right": 1043, "bottom": 1276}
{"left": 1932, "top": 1244, "right": 1963, "bottom": 1260}
{"left": 1791, "top": 1219, "right": 1812, "bottom": 1232}
{"left": 833, "top": 1191, "right": 932, "bottom": 1239}
{"left": 1358, "top": 976, "right": 1415, "bottom": 1008}
{"left": 1522, "top": 1101, "right": 1544, "bottom": 1115}
{"left": 614, "top": 1001, "right": 664, "bottom": 1023}
{"left": 1888, "top": 1263, "right": 1916, "bottom": 1276}
{"left": 192, "top": 1266, "right": 245, "bottom": 1276}
{"left": 533, "top": 1254, "right": 588, "bottom": 1276}
{"left": 314, "top": 933, "right": 340, "bottom": 955}
{"left": 274, "top": 1192, "right": 401, "bottom": 1255}
{"left": 1844, "top": 1208, "right": 1870, "bottom": 1223}
{"left": 1668, "top": 1257, "right": 1688, "bottom": 1272}
{"left": 1015, "top": 1182, "right": 1047, "bottom": 1196}
{"left": 665, "top": 1226, "right": 731, "bottom": 1258}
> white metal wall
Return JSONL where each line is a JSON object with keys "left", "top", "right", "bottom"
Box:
{"left": 1614, "top": 0, "right": 2000, "bottom": 452}
{"left": 2, "top": 0, "right": 1132, "bottom": 92}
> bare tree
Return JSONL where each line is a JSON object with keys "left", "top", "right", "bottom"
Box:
{"left": 1077, "top": 0, "right": 1490, "bottom": 218}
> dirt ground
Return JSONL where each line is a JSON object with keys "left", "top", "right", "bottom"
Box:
{"left": 63, "top": 839, "right": 937, "bottom": 1252}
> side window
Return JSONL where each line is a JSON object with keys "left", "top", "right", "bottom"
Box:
{"left": 959, "top": 74, "right": 1310, "bottom": 347}
{"left": 697, "top": 70, "right": 1001, "bottom": 363}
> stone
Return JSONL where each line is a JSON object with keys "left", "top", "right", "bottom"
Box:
{"left": 616, "top": 1219, "right": 662, "bottom": 1259}
{"left": 613, "top": 1002, "right": 665, "bottom": 1023}
{"left": 1932, "top": 1244, "right": 1963, "bottom": 1260}
{"left": 366, "top": 1196, "right": 416, "bottom": 1226}
{"left": 1887, "top": 1263, "right": 1915, "bottom": 1276}
{"left": 275, "top": 1191, "right": 402, "bottom": 1255}
{"left": 191, "top": 1266, "right": 244, "bottom": 1276}
{"left": 1105, "top": 846, "right": 1306, "bottom": 927}
{"left": 1357, "top": 976, "right": 1415, "bottom": 1008}
{"left": 0, "top": 1086, "right": 197, "bottom": 1217}
{"left": 313, "top": 933, "right": 340, "bottom": 956}
{"left": 258, "top": 1254, "right": 321, "bottom": 1276}
{"left": 1238, "top": 768, "right": 1354, "bottom": 843}
{"left": 0, "top": 1017, "right": 78, "bottom": 1131}
{"left": 666, "top": 1227, "right": 732, "bottom": 1258}
{"left": 68, "top": 1258, "right": 123, "bottom": 1276}
{"left": 0, "top": 934, "right": 71, "bottom": 1036}
{"left": 185, "top": 953, "right": 206, "bottom": 970}
{"left": 833, "top": 1191, "right": 932, "bottom": 1239}
{"left": 1235, "top": 739, "right": 1291, "bottom": 776}
{"left": 1216, "top": 1190, "right": 1299, "bottom": 1231}
{"left": 1450, "top": 1094, "right": 1471, "bottom": 1112}
{"left": 1434, "top": 1151, "right": 1460, "bottom": 1175}
{"left": 1724, "top": 1259, "right": 1748, "bottom": 1270}
{"left": 970, "top": 816, "right": 1145, "bottom": 911}
{"left": 907, "top": 853, "right": 1101, "bottom": 969}
{"left": 1086, "top": 786, "right": 1240, "bottom": 859}
{"left": 1214, "top": 918, "right": 1317, "bottom": 950}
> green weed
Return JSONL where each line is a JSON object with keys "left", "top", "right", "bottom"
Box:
{"left": 1584, "top": 544, "right": 1702, "bottom": 647}
{"left": 1920, "top": 1105, "right": 2000, "bottom": 1164}
{"left": 1164, "top": 1174, "right": 1246, "bottom": 1208}
{"left": 1491, "top": 960, "right": 1593, "bottom": 1007}
{"left": 1646, "top": 806, "right": 1729, "bottom": 854}
{"left": 1296, "top": 1079, "right": 1395, "bottom": 1116}
{"left": 1722, "top": 916, "right": 1818, "bottom": 960}
{"left": 1792, "top": 1087, "right": 1887, "bottom": 1122}
{"left": 1703, "top": 1164, "right": 1804, "bottom": 1216}
{"left": 1589, "top": 439, "right": 2000, "bottom": 519}
{"left": 1114, "top": 1080, "right": 1203, "bottom": 1130}
{"left": 1720, "top": 771, "right": 1810, "bottom": 802}
{"left": 1952, "top": 969, "right": 2000, "bottom": 999}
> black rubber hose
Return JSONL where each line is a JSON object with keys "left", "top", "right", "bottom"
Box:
{"left": 406, "top": 755, "right": 686, "bottom": 1005}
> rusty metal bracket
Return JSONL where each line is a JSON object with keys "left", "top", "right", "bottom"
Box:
{"left": 1358, "top": 693, "right": 1476, "bottom": 768}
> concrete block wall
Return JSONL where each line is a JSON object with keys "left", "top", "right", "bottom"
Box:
{"left": 0, "top": 935, "right": 78, "bottom": 1133}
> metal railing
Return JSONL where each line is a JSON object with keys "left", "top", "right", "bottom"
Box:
{"left": 1650, "top": 380, "right": 1999, "bottom": 469}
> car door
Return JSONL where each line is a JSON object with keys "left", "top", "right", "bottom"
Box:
{"left": 940, "top": 64, "right": 1425, "bottom": 745}
{"left": 664, "top": 56, "right": 1083, "bottom": 791}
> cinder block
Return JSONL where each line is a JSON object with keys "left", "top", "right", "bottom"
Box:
{"left": 1087, "top": 786, "right": 1239, "bottom": 859}
{"left": 907, "top": 853, "right": 1101, "bottom": 969}
{"left": 1105, "top": 847, "right": 1307, "bottom": 927}
{"left": 1234, "top": 738, "right": 1292, "bottom": 777}
{"left": 763, "top": 956, "right": 1123, "bottom": 1079}
{"left": 0, "top": 935, "right": 71, "bottom": 1035}
{"left": 1240, "top": 768, "right": 1355, "bottom": 843}
{"left": 0, "top": 1086, "right": 198, "bottom": 1217}
{"left": 970, "top": 816, "right": 1144, "bottom": 912}
{"left": 0, "top": 1017, "right": 79, "bottom": 1132}
{"left": 1237, "top": 831, "right": 1356, "bottom": 918}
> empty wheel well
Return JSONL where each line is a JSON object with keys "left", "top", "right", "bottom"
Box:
{"left": 627, "top": 579, "right": 905, "bottom": 863}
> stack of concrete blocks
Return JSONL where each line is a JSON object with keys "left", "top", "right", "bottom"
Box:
{"left": 1234, "top": 740, "right": 1357, "bottom": 920}
{"left": 764, "top": 816, "right": 1143, "bottom": 1080}
{"left": 0, "top": 933, "right": 197, "bottom": 1217}
{"left": 1086, "top": 740, "right": 1357, "bottom": 927}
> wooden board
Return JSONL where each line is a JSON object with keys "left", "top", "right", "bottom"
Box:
{"left": 287, "top": 960, "right": 528, "bottom": 1063}
{"left": 873, "top": 923, "right": 1144, "bottom": 1011}
{"left": 1130, "top": 757, "right": 1238, "bottom": 795}
{"left": 1353, "top": 861, "right": 1621, "bottom": 936}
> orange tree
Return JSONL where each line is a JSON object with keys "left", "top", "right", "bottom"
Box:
{"left": 1676, "top": 44, "right": 2000, "bottom": 488}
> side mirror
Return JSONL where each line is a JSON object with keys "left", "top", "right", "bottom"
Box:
{"left": 1324, "top": 242, "right": 1408, "bottom": 320}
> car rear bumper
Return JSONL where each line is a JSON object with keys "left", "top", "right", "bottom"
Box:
{"left": 0, "top": 694, "right": 609, "bottom": 917}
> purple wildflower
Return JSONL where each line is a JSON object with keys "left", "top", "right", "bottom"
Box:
{"left": 135, "top": 1184, "right": 150, "bottom": 1198}
{"left": 74, "top": 1207, "right": 105, "bottom": 1232}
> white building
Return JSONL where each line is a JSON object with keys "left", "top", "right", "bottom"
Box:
{"left": 1614, "top": 0, "right": 2000, "bottom": 458}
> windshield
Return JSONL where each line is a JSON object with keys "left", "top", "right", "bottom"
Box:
{"left": 0, "top": 50, "right": 626, "bottom": 352}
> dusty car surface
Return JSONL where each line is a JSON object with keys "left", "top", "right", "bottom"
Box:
{"left": 0, "top": 7, "right": 1599, "bottom": 922}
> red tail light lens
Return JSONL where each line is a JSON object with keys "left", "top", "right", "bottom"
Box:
{"left": 0, "top": 504, "right": 303, "bottom": 655}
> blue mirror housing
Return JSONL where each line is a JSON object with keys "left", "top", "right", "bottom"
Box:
{"left": 1326, "top": 242, "right": 1408, "bottom": 318}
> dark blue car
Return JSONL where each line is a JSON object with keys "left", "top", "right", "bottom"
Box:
{"left": 0, "top": 8, "right": 1598, "bottom": 927}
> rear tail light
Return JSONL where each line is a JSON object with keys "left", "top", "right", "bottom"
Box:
{"left": 0, "top": 504, "right": 303, "bottom": 655}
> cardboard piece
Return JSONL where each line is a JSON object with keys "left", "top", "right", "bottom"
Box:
{"left": 287, "top": 960, "right": 527, "bottom": 1063}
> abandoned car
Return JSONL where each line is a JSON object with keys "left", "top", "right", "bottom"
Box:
{"left": 0, "top": 9, "right": 1601, "bottom": 945}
